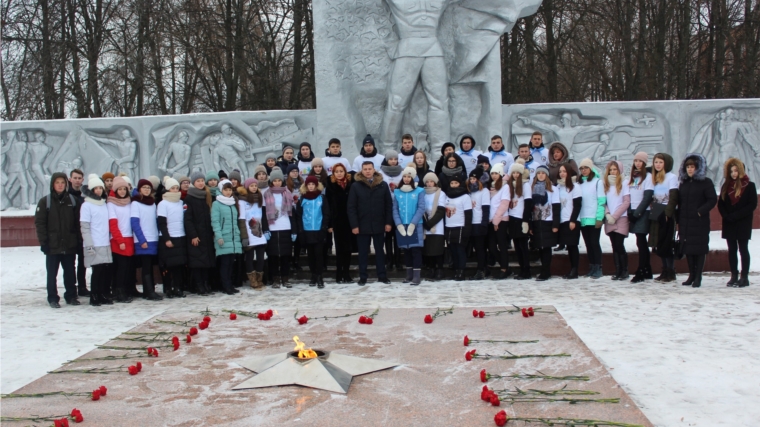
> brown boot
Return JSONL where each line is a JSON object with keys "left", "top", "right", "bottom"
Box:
{"left": 247, "top": 272, "right": 257, "bottom": 289}
{"left": 253, "top": 272, "right": 264, "bottom": 290}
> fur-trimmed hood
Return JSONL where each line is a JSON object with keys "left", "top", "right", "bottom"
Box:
{"left": 354, "top": 171, "right": 384, "bottom": 188}
{"left": 547, "top": 142, "right": 570, "bottom": 168}
{"left": 723, "top": 158, "right": 746, "bottom": 181}
{"left": 679, "top": 153, "right": 708, "bottom": 182}
{"left": 299, "top": 181, "right": 325, "bottom": 195}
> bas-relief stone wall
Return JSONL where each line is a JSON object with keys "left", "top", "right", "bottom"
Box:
{"left": 1, "top": 110, "right": 317, "bottom": 210}
{"left": 503, "top": 99, "right": 760, "bottom": 186}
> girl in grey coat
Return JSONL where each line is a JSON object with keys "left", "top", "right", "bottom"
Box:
{"left": 80, "top": 174, "right": 113, "bottom": 306}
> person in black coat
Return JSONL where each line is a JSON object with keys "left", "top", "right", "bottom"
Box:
{"left": 325, "top": 163, "right": 356, "bottom": 283}
{"left": 434, "top": 142, "right": 456, "bottom": 176}
{"left": 347, "top": 162, "right": 393, "bottom": 285}
{"left": 717, "top": 158, "right": 757, "bottom": 288}
{"left": 184, "top": 171, "right": 216, "bottom": 295}
{"left": 677, "top": 153, "right": 718, "bottom": 288}
{"left": 437, "top": 152, "right": 467, "bottom": 193}
{"left": 276, "top": 145, "right": 298, "bottom": 171}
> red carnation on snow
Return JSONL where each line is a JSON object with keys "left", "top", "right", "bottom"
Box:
{"left": 527, "top": 307, "right": 535, "bottom": 317}
{"left": 173, "top": 341, "right": 180, "bottom": 351}
{"left": 91, "top": 389, "right": 100, "bottom": 401}
{"left": 521, "top": 308, "right": 529, "bottom": 318}
{"left": 98, "top": 385, "right": 107, "bottom": 396}
{"left": 186, "top": 334, "right": 192, "bottom": 343}
{"left": 70, "top": 408, "right": 83, "bottom": 423}
{"left": 128, "top": 365, "right": 138, "bottom": 375}
{"left": 359, "top": 316, "right": 367, "bottom": 324}
{"left": 199, "top": 321, "right": 209, "bottom": 330}
{"left": 465, "top": 349, "right": 476, "bottom": 361}
{"left": 365, "top": 317, "right": 373, "bottom": 324}
{"left": 266, "top": 309, "right": 273, "bottom": 317}
{"left": 298, "top": 315, "right": 309, "bottom": 325}
{"left": 136, "top": 361, "right": 142, "bottom": 372}
{"left": 494, "top": 410, "right": 508, "bottom": 426}
{"left": 478, "top": 311, "right": 485, "bottom": 318}
{"left": 54, "top": 418, "right": 70, "bottom": 427}
{"left": 229, "top": 313, "right": 237, "bottom": 320}
{"left": 189, "top": 327, "right": 198, "bottom": 336}
{"left": 472, "top": 309, "right": 479, "bottom": 317}
{"left": 424, "top": 314, "right": 433, "bottom": 324}
{"left": 203, "top": 315, "right": 211, "bottom": 323}
{"left": 463, "top": 335, "right": 470, "bottom": 346}
{"left": 480, "top": 369, "right": 489, "bottom": 382}
{"left": 490, "top": 394, "right": 500, "bottom": 406}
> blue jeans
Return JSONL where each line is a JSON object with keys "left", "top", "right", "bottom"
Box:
{"left": 357, "top": 233, "right": 386, "bottom": 280}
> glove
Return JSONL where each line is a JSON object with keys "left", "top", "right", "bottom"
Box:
{"left": 264, "top": 231, "right": 271, "bottom": 241}
{"left": 407, "top": 224, "right": 415, "bottom": 235}
{"left": 605, "top": 213, "right": 616, "bottom": 225}
{"left": 595, "top": 220, "right": 603, "bottom": 229}
{"left": 241, "top": 238, "right": 249, "bottom": 247}
{"left": 397, "top": 224, "right": 407, "bottom": 237}
{"left": 40, "top": 244, "right": 49, "bottom": 255}
{"left": 217, "top": 239, "right": 224, "bottom": 246}
{"left": 522, "top": 222, "right": 529, "bottom": 234}
{"left": 291, "top": 234, "right": 297, "bottom": 242}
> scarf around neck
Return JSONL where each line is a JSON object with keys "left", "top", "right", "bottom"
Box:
{"left": 445, "top": 186, "right": 467, "bottom": 199}
{"left": 264, "top": 186, "right": 293, "bottom": 222}
{"left": 107, "top": 191, "right": 131, "bottom": 207}
{"left": 728, "top": 175, "right": 750, "bottom": 205}
{"left": 216, "top": 194, "right": 236, "bottom": 206}
{"left": 425, "top": 187, "right": 441, "bottom": 234}
{"left": 532, "top": 180, "right": 548, "bottom": 206}
{"left": 381, "top": 165, "right": 403, "bottom": 177}
{"left": 398, "top": 184, "right": 414, "bottom": 192}
{"left": 442, "top": 166, "right": 462, "bottom": 177}
{"left": 132, "top": 194, "right": 155, "bottom": 206}
{"left": 163, "top": 191, "right": 182, "bottom": 203}
{"left": 85, "top": 196, "right": 106, "bottom": 206}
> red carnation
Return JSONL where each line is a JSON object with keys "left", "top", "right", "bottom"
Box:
{"left": 152, "top": 349, "right": 159, "bottom": 357}
{"left": 481, "top": 387, "right": 493, "bottom": 401}
{"left": 186, "top": 334, "right": 192, "bottom": 343}
{"left": 189, "top": 327, "right": 198, "bottom": 335}
{"left": 147, "top": 347, "right": 153, "bottom": 354}
{"left": 172, "top": 336, "right": 179, "bottom": 344}
{"left": 98, "top": 385, "right": 107, "bottom": 396}
{"left": 424, "top": 314, "right": 433, "bottom": 323}
{"left": 173, "top": 341, "right": 180, "bottom": 351}
{"left": 257, "top": 313, "right": 264, "bottom": 320}
{"left": 136, "top": 361, "right": 142, "bottom": 372}
{"left": 128, "top": 365, "right": 138, "bottom": 375}
{"left": 203, "top": 315, "right": 211, "bottom": 323}
{"left": 472, "top": 309, "right": 479, "bottom": 317}
{"left": 230, "top": 313, "right": 237, "bottom": 320}
{"left": 54, "top": 418, "right": 70, "bottom": 427}
{"left": 263, "top": 312, "right": 272, "bottom": 320}
{"left": 199, "top": 321, "right": 209, "bottom": 330}
{"left": 298, "top": 315, "right": 309, "bottom": 325}
{"left": 521, "top": 308, "right": 529, "bottom": 318}
{"left": 480, "top": 369, "right": 488, "bottom": 382}
{"left": 465, "top": 349, "right": 476, "bottom": 361}
{"left": 478, "top": 310, "right": 485, "bottom": 318}
{"left": 266, "top": 309, "right": 273, "bottom": 317}
{"left": 528, "top": 307, "right": 535, "bottom": 317}
{"left": 358, "top": 316, "right": 367, "bottom": 324}
{"left": 490, "top": 394, "right": 500, "bottom": 406}
{"left": 365, "top": 317, "right": 373, "bottom": 324}
{"left": 494, "top": 410, "right": 508, "bottom": 426}
{"left": 91, "top": 389, "right": 100, "bottom": 401}
{"left": 463, "top": 335, "right": 470, "bottom": 346}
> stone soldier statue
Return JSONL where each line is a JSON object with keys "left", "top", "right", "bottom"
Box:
{"left": 212, "top": 124, "right": 248, "bottom": 173}
{"left": 3, "top": 130, "right": 31, "bottom": 208}
{"left": 159, "top": 130, "right": 192, "bottom": 177}
{"left": 519, "top": 112, "right": 611, "bottom": 155}
{"left": 28, "top": 131, "right": 52, "bottom": 200}
{"left": 87, "top": 129, "right": 138, "bottom": 180}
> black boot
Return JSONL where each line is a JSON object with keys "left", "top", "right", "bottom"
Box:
{"left": 454, "top": 270, "right": 465, "bottom": 281}
{"left": 682, "top": 256, "right": 695, "bottom": 286}
{"left": 143, "top": 276, "right": 164, "bottom": 300}
{"left": 97, "top": 293, "right": 114, "bottom": 305}
{"left": 618, "top": 253, "right": 629, "bottom": 280}
{"left": 611, "top": 253, "right": 622, "bottom": 280}
{"left": 282, "top": 276, "right": 292, "bottom": 288}
{"left": 644, "top": 265, "right": 653, "bottom": 279}
{"left": 726, "top": 271, "right": 739, "bottom": 286}
{"left": 114, "top": 289, "right": 133, "bottom": 303}
{"left": 89, "top": 294, "right": 101, "bottom": 306}
{"left": 272, "top": 276, "right": 281, "bottom": 289}
{"left": 317, "top": 275, "right": 325, "bottom": 289}
{"left": 342, "top": 271, "right": 354, "bottom": 284}
{"left": 471, "top": 270, "right": 485, "bottom": 281}
{"left": 403, "top": 268, "right": 413, "bottom": 284}
{"left": 495, "top": 269, "right": 512, "bottom": 280}
{"left": 563, "top": 267, "right": 578, "bottom": 280}
{"left": 735, "top": 271, "right": 750, "bottom": 287}
{"left": 630, "top": 268, "right": 646, "bottom": 283}
{"left": 78, "top": 286, "right": 91, "bottom": 297}
{"left": 692, "top": 255, "right": 705, "bottom": 288}
{"left": 309, "top": 274, "right": 317, "bottom": 287}
{"left": 434, "top": 268, "right": 444, "bottom": 281}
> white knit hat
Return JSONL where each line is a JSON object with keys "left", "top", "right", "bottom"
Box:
{"left": 401, "top": 166, "right": 417, "bottom": 179}
{"left": 509, "top": 159, "right": 525, "bottom": 175}
{"left": 87, "top": 173, "right": 105, "bottom": 190}
{"left": 491, "top": 163, "right": 504, "bottom": 176}
{"left": 163, "top": 175, "right": 180, "bottom": 190}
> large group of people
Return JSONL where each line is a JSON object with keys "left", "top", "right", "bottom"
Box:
{"left": 34, "top": 132, "right": 756, "bottom": 308}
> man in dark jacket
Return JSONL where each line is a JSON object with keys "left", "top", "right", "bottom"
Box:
{"left": 35, "top": 172, "right": 82, "bottom": 308}
{"left": 68, "top": 168, "right": 91, "bottom": 297}
{"left": 347, "top": 162, "right": 393, "bottom": 285}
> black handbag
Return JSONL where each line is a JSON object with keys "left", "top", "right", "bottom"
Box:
{"left": 674, "top": 232, "right": 685, "bottom": 260}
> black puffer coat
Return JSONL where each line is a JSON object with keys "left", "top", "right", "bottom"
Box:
{"left": 184, "top": 191, "right": 216, "bottom": 268}
{"left": 347, "top": 171, "right": 393, "bottom": 235}
{"left": 677, "top": 153, "right": 717, "bottom": 255}
{"left": 437, "top": 153, "right": 468, "bottom": 193}
{"left": 326, "top": 177, "right": 357, "bottom": 252}
{"left": 35, "top": 172, "right": 82, "bottom": 255}
{"left": 718, "top": 180, "right": 757, "bottom": 241}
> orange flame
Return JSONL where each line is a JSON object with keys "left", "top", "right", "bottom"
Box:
{"left": 293, "top": 336, "right": 317, "bottom": 359}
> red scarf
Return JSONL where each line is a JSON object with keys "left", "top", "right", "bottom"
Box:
{"left": 728, "top": 175, "right": 749, "bottom": 205}
{"left": 336, "top": 178, "right": 347, "bottom": 189}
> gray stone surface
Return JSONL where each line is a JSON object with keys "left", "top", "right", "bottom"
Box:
{"left": 504, "top": 99, "right": 760, "bottom": 185}
{"left": 1, "top": 110, "right": 316, "bottom": 209}
{"left": 314, "top": 0, "right": 542, "bottom": 159}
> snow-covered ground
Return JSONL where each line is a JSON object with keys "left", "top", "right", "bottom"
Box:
{"left": 2, "top": 245, "right": 759, "bottom": 426}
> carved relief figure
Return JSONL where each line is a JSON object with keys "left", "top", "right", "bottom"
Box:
{"left": 212, "top": 124, "right": 248, "bottom": 173}
{"left": 159, "top": 130, "right": 192, "bottom": 177}
{"left": 3, "top": 130, "right": 31, "bottom": 208}
{"left": 86, "top": 128, "right": 139, "bottom": 179}
{"left": 28, "top": 131, "right": 52, "bottom": 200}
{"left": 689, "top": 107, "right": 760, "bottom": 181}
{"left": 518, "top": 112, "right": 611, "bottom": 156}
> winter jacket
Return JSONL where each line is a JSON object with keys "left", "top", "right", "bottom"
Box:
{"left": 392, "top": 186, "right": 425, "bottom": 248}
{"left": 131, "top": 199, "right": 159, "bottom": 256}
{"left": 211, "top": 200, "right": 243, "bottom": 256}
{"left": 347, "top": 171, "right": 393, "bottom": 235}
{"left": 108, "top": 201, "right": 134, "bottom": 256}
{"left": 79, "top": 185, "right": 112, "bottom": 267}
{"left": 35, "top": 172, "right": 82, "bottom": 255}
{"left": 184, "top": 191, "right": 216, "bottom": 268}
{"left": 437, "top": 153, "right": 468, "bottom": 193}
{"left": 677, "top": 153, "right": 718, "bottom": 255}
{"left": 547, "top": 142, "right": 579, "bottom": 185}
{"left": 295, "top": 185, "right": 331, "bottom": 245}
{"left": 325, "top": 177, "right": 357, "bottom": 250}
{"left": 157, "top": 198, "right": 188, "bottom": 267}
{"left": 718, "top": 181, "right": 757, "bottom": 241}
{"left": 276, "top": 155, "right": 297, "bottom": 173}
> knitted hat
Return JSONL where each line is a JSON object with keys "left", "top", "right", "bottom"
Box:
{"left": 147, "top": 176, "right": 160, "bottom": 190}
{"left": 243, "top": 177, "right": 257, "bottom": 189}
{"left": 440, "top": 142, "right": 455, "bottom": 155}
{"left": 469, "top": 167, "right": 484, "bottom": 180}
{"left": 270, "top": 166, "right": 284, "bottom": 181}
{"left": 265, "top": 152, "right": 277, "bottom": 161}
{"left": 178, "top": 176, "right": 190, "bottom": 185}
{"left": 305, "top": 175, "right": 319, "bottom": 186}
{"left": 101, "top": 172, "right": 115, "bottom": 181}
{"left": 300, "top": 141, "right": 312, "bottom": 150}
{"left": 218, "top": 169, "right": 228, "bottom": 179}
{"left": 282, "top": 145, "right": 295, "bottom": 154}
{"left": 218, "top": 179, "right": 232, "bottom": 189}
{"left": 634, "top": 152, "right": 648, "bottom": 164}
{"left": 254, "top": 164, "right": 267, "bottom": 177}
{"left": 137, "top": 178, "right": 153, "bottom": 190}
{"left": 229, "top": 169, "right": 242, "bottom": 183}
{"left": 477, "top": 154, "right": 490, "bottom": 165}
{"left": 362, "top": 134, "right": 375, "bottom": 147}
{"left": 423, "top": 172, "right": 439, "bottom": 184}
{"left": 205, "top": 171, "right": 220, "bottom": 183}
{"left": 402, "top": 166, "right": 417, "bottom": 179}
{"left": 190, "top": 171, "right": 205, "bottom": 185}
{"left": 88, "top": 173, "right": 105, "bottom": 189}
{"left": 385, "top": 149, "right": 398, "bottom": 160}
{"left": 112, "top": 176, "right": 128, "bottom": 192}
{"left": 311, "top": 157, "right": 324, "bottom": 167}
{"left": 450, "top": 174, "right": 466, "bottom": 186}
{"left": 491, "top": 163, "right": 505, "bottom": 176}
{"left": 163, "top": 176, "right": 180, "bottom": 190}
{"left": 286, "top": 163, "right": 299, "bottom": 175}
{"left": 579, "top": 158, "right": 595, "bottom": 170}
{"left": 122, "top": 176, "right": 133, "bottom": 188}
{"left": 509, "top": 161, "right": 525, "bottom": 176}
{"left": 535, "top": 165, "right": 550, "bottom": 177}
